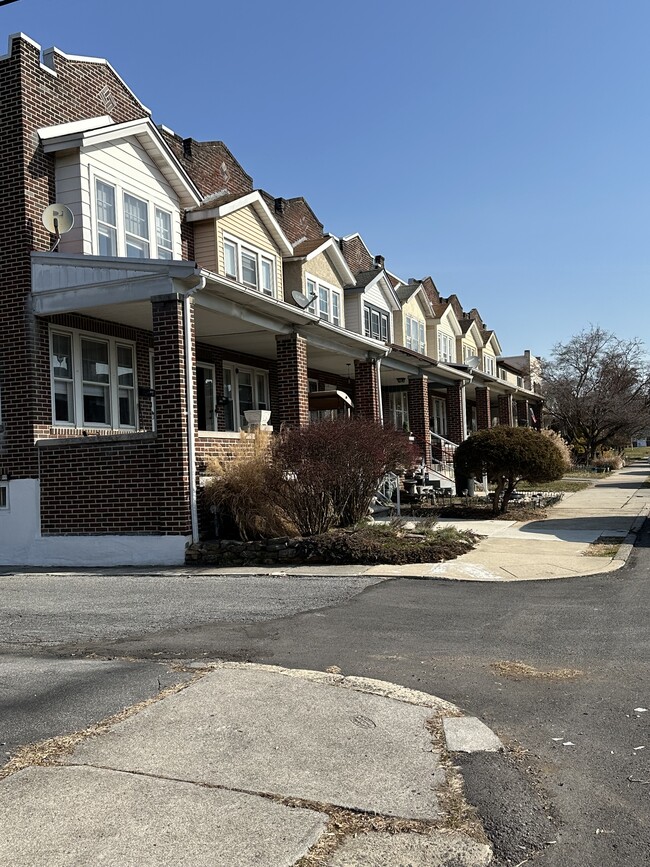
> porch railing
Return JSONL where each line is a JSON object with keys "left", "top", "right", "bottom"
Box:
{"left": 430, "top": 431, "right": 457, "bottom": 481}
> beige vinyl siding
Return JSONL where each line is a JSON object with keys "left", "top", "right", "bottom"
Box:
{"left": 216, "top": 206, "right": 283, "bottom": 297}
{"left": 54, "top": 152, "right": 89, "bottom": 255}
{"left": 193, "top": 221, "right": 218, "bottom": 272}
{"left": 344, "top": 293, "right": 362, "bottom": 334}
{"left": 81, "top": 136, "right": 182, "bottom": 257}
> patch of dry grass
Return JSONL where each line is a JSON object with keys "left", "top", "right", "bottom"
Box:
{"left": 491, "top": 661, "right": 582, "bottom": 680}
{"left": 585, "top": 536, "right": 623, "bottom": 557}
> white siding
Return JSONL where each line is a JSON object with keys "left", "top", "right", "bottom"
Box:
{"left": 344, "top": 293, "right": 362, "bottom": 335}
{"left": 55, "top": 153, "right": 89, "bottom": 255}
{"left": 364, "top": 280, "right": 391, "bottom": 312}
{"left": 216, "top": 206, "right": 283, "bottom": 298}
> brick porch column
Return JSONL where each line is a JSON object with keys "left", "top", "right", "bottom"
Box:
{"left": 408, "top": 376, "right": 432, "bottom": 466}
{"left": 151, "top": 293, "right": 192, "bottom": 535}
{"left": 497, "top": 393, "right": 514, "bottom": 426}
{"left": 354, "top": 359, "right": 381, "bottom": 421}
{"left": 445, "top": 382, "right": 465, "bottom": 445}
{"left": 275, "top": 332, "right": 309, "bottom": 428}
{"left": 475, "top": 386, "right": 491, "bottom": 430}
{"left": 516, "top": 399, "right": 529, "bottom": 427}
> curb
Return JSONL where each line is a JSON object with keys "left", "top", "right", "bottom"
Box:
{"left": 613, "top": 511, "right": 648, "bottom": 563}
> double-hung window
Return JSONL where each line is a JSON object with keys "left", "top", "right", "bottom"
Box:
{"left": 364, "top": 304, "right": 390, "bottom": 342}
{"left": 405, "top": 315, "right": 425, "bottom": 353}
{"left": 222, "top": 235, "right": 276, "bottom": 298}
{"left": 483, "top": 355, "right": 495, "bottom": 376}
{"left": 306, "top": 275, "right": 341, "bottom": 325}
{"left": 388, "top": 390, "right": 409, "bottom": 431}
{"left": 437, "top": 331, "right": 455, "bottom": 363}
{"left": 50, "top": 328, "right": 137, "bottom": 430}
{"left": 94, "top": 177, "right": 176, "bottom": 260}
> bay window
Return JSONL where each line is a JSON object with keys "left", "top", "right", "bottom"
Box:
{"left": 50, "top": 328, "right": 137, "bottom": 430}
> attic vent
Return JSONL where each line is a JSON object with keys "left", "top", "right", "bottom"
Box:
{"left": 98, "top": 86, "right": 115, "bottom": 112}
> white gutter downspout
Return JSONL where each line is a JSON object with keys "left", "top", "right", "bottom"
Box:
{"left": 375, "top": 347, "right": 391, "bottom": 425}
{"left": 184, "top": 276, "right": 206, "bottom": 544}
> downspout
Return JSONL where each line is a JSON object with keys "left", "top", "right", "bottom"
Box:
{"left": 375, "top": 347, "right": 390, "bottom": 425}
{"left": 184, "top": 275, "right": 206, "bottom": 544}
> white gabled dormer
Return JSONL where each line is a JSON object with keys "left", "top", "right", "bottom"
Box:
{"left": 39, "top": 116, "right": 201, "bottom": 259}
{"left": 480, "top": 330, "right": 502, "bottom": 377}
{"left": 187, "top": 190, "right": 292, "bottom": 302}
{"left": 394, "top": 281, "right": 434, "bottom": 355}
{"left": 344, "top": 267, "right": 400, "bottom": 343}
{"left": 431, "top": 302, "right": 462, "bottom": 364}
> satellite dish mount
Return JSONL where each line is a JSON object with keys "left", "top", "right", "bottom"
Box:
{"left": 291, "top": 289, "right": 318, "bottom": 310}
{"left": 42, "top": 204, "right": 74, "bottom": 253}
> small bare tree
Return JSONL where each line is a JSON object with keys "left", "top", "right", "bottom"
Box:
{"left": 543, "top": 327, "right": 650, "bottom": 460}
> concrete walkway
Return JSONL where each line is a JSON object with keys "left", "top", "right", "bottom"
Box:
{"left": 1, "top": 664, "right": 495, "bottom": 866}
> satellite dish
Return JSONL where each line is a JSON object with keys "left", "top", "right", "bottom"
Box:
{"left": 292, "top": 289, "right": 317, "bottom": 310}
{"left": 42, "top": 204, "right": 74, "bottom": 252}
{"left": 466, "top": 355, "right": 480, "bottom": 369}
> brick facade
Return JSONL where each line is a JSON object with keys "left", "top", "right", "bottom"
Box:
{"left": 275, "top": 333, "right": 309, "bottom": 428}
{"left": 475, "top": 387, "right": 491, "bottom": 430}
{"left": 408, "top": 376, "right": 432, "bottom": 466}
{"left": 497, "top": 393, "right": 514, "bottom": 427}
{"left": 445, "top": 383, "right": 465, "bottom": 445}
{"left": 353, "top": 360, "right": 381, "bottom": 421}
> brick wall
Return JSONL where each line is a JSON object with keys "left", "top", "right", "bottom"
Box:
{"left": 0, "top": 35, "right": 149, "bottom": 481}
{"left": 38, "top": 435, "right": 162, "bottom": 534}
{"left": 497, "top": 393, "right": 514, "bottom": 427}
{"left": 353, "top": 360, "right": 380, "bottom": 421}
{"left": 275, "top": 333, "right": 309, "bottom": 428}
{"left": 408, "top": 376, "right": 432, "bottom": 466}
{"left": 445, "top": 383, "right": 465, "bottom": 444}
{"left": 159, "top": 131, "right": 253, "bottom": 199}
{"left": 475, "top": 387, "right": 491, "bottom": 430}
{"left": 340, "top": 236, "right": 374, "bottom": 273}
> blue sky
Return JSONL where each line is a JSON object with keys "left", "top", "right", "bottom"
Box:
{"left": 4, "top": 0, "right": 649, "bottom": 358}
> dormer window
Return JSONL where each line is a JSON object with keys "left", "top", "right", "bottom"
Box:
{"left": 223, "top": 234, "right": 276, "bottom": 297}
{"left": 306, "top": 276, "right": 341, "bottom": 326}
{"left": 484, "top": 355, "right": 495, "bottom": 376}
{"left": 93, "top": 177, "right": 176, "bottom": 260}
{"left": 364, "top": 304, "right": 390, "bottom": 342}
{"left": 438, "top": 332, "right": 455, "bottom": 363}
{"left": 405, "top": 315, "right": 425, "bottom": 353}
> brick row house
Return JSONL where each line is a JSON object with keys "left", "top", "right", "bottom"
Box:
{"left": 0, "top": 34, "right": 543, "bottom": 566}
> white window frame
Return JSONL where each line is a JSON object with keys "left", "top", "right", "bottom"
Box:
{"left": 483, "top": 354, "right": 495, "bottom": 376}
{"left": 222, "top": 362, "right": 270, "bottom": 432}
{"left": 49, "top": 327, "right": 138, "bottom": 431}
{"left": 430, "top": 397, "right": 447, "bottom": 437}
{"left": 405, "top": 315, "right": 425, "bottom": 354}
{"left": 222, "top": 233, "right": 276, "bottom": 298}
{"left": 437, "top": 331, "right": 455, "bottom": 363}
{"left": 91, "top": 170, "right": 178, "bottom": 260}
{"left": 364, "top": 303, "right": 390, "bottom": 342}
{"left": 305, "top": 273, "right": 342, "bottom": 326}
{"left": 388, "top": 390, "right": 409, "bottom": 431}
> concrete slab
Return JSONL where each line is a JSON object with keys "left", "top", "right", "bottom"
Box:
{"left": 443, "top": 717, "right": 504, "bottom": 753}
{"left": 0, "top": 765, "right": 327, "bottom": 867}
{"left": 326, "top": 830, "right": 492, "bottom": 866}
{"left": 70, "top": 667, "right": 445, "bottom": 820}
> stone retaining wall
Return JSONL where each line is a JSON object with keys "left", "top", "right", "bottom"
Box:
{"left": 186, "top": 537, "right": 304, "bottom": 566}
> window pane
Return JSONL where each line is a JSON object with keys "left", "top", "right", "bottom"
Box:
{"left": 261, "top": 259, "right": 273, "bottom": 295}
{"left": 332, "top": 292, "right": 340, "bottom": 325}
{"left": 364, "top": 306, "right": 371, "bottom": 337}
{"left": 98, "top": 225, "right": 117, "bottom": 257}
{"left": 82, "top": 340, "right": 110, "bottom": 383}
{"left": 83, "top": 383, "right": 110, "bottom": 425}
{"left": 96, "top": 181, "right": 116, "bottom": 226}
{"left": 256, "top": 372, "right": 267, "bottom": 409}
{"left": 380, "top": 314, "right": 388, "bottom": 341}
{"left": 124, "top": 194, "right": 149, "bottom": 258}
{"left": 118, "top": 389, "right": 135, "bottom": 426}
{"left": 52, "top": 333, "right": 72, "bottom": 380}
{"left": 371, "top": 310, "right": 380, "bottom": 338}
{"left": 54, "top": 380, "right": 74, "bottom": 423}
{"left": 238, "top": 370, "right": 254, "bottom": 427}
{"left": 224, "top": 241, "right": 237, "bottom": 278}
{"left": 155, "top": 208, "right": 173, "bottom": 258}
{"left": 319, "top": 285, "right": 329, "bottom": 320}
{"left": 241, "top": 250, "right": 257, "bottom": 286}
{"left": 223, "top": 367, "right": 234, "bottom": 430}
{"left": 117, "top": 345, "right": 134, "bottom": 387}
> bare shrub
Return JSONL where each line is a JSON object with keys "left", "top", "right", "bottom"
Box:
{"left": 541, "top": 428, "right": 573, "bottom": 470}
{"left": 204, "top": 431, "right": 297, "bottom": 540}
{"left": 269, "top": 417, "right": 416, "bottom": 536}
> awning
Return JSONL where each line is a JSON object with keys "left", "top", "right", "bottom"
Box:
{"left": 308, "top": 389, "right": 354, "bottom": 411}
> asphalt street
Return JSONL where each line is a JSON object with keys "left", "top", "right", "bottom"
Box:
{"left": 1, "top": 526, "right": 649, "bottom": 865}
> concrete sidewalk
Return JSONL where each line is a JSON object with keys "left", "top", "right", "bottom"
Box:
{"left": 0, "top": 663, "right": 496, "bottom": 866}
